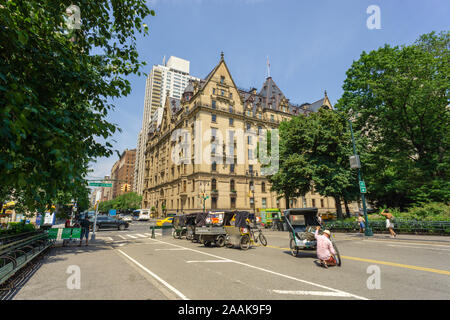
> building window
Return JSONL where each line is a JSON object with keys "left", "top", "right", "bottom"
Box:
{"left": 212, "top": 114, "right": 217, "bottom": 122}
{"left": 229, "top": 93, "right": 232, "bottom": 98}
{"left": 211, "top": 197, "right": 217, "bottom": 209}
{"left": 220, "top": 76, "right": 225, "bottom": 84}
{"left": 246, "top": 123, "right": 251, "bottom": 131}
{"left": 270, "top": 115, "right": 274, "bottom": 122}
{"left": 212, "top": 100, "right": 216, "bottom": 109}
{"left": 211, "top": 178, "right": 217, "bottom": 190}
{"left": 230, "top": 179, "right": 235, "bottom": 191}
{"left": 229, "top": 105, "right": 233, "bottom": 113}
{"left": 262, "top": 182, "right": 266, "bottom": 192}
{"left": 248, "top": 149, "right": 253, "bottom": 160}
{"left": 230, "top": 164, "right": 235, "bottom": 173}
{"left": 262, "top": 198, "right": 267, "bottom": 208}
{"left": 249, "top": 164, "right": 253, "bottom": 173}
{"left": 221, "top": 90, "right": 225, "bottom": 96}
{"left": 229, "top": 118, "right": 234, "bottom": 126}
{"left": 312, "top": 199, "right": 316, "bottom": 207}
{"left": 212, "top": 162, "right": 217, "bottom": 171}
{"left": 231, "top": 197, "right": 236, "bottom": 209}
{"left": 320, "top": 199, "right": 324, "bottom": 208}
{"left": 213, "top": 88, "right": 216, "bottom": 95}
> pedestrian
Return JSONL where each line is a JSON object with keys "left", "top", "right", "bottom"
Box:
{"left": 380, "top": 209, "right": 397, "bottom": 238}
{"left": 317, "top": 213, "right": 322, "bottom": 225}
{"left": 79, "top": 214, "right": 90, "bottom": 246}
{"left": 314, "top": 226, "right": 337, "bottom": 268}
{"left": 357, "top": 213, "right": 365, "bottom": 234}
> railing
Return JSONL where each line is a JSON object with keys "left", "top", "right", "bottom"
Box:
{"left": 0, "top": 231, "right": 54, "bottom": 285}
{"left": 323, "top": 220, "right": 450, "bottom": 235}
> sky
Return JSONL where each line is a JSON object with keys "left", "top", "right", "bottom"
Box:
{"left": 87, "top": 0, "right": 450, "bottom": 185}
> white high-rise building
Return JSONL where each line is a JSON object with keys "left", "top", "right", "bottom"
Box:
{"left": 134, "top": 56, "right": 199, "bottom": 195}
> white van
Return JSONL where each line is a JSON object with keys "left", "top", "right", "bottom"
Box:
{"left": 133, "top": 209, "right": 150, "bottom": 221}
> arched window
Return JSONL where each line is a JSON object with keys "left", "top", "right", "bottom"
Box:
{"left": 211, "top": 178, "right": 217, "bottom": 191}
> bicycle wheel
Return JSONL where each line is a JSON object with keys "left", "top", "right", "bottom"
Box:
{"left": 240, "top": 234, "right": 250, "bottom": 250}
{"left": 258, "top": 232, "right": 267, "bottom": 246}
{"left": 332, "top": 241, "right": 342, "bottom": 267}
{"left": 289, "top": 238, "right": 298, "bottom": 257}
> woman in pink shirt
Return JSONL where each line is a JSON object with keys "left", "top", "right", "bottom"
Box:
{"left": 315, "top": 226, "right": 337, "bottom": 268}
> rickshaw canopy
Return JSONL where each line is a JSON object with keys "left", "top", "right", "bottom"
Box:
{"left": 283, "top": 208, "right": 320, "bottom": 227}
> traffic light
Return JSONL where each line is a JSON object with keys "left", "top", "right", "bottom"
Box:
{"left": 121, "top": 183, "right": 131, "bottom": 192}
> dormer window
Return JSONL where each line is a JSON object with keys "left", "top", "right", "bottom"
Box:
{"left": 221, "top": 90, "right": 225, "bottom": 96}
{"left": 220, "top": 76, "right": 225, "bottom": 84}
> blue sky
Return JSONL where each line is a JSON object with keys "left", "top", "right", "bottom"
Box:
{"left": 88, "top": 0, "right": 450, "bottom": 182}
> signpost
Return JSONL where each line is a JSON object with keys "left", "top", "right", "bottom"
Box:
{"left": 88, "top": 182, "right": 112, "bottom": 187}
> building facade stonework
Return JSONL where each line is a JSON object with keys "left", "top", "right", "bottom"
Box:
{"left": 142, "top": 54, "right": 343, "bottom": 216}
{"left": 111, "top": 149, "right": 136, "bottom": 199}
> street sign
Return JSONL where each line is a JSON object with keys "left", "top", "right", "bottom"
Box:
{"left": 89, "top": 182, "right": 112, "bottom": 187}
{"left": 359, "top": 181, "right": 367, "bottom": 193}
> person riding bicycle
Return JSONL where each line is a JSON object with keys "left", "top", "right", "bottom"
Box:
{"left": 315, "top": 226, "right": 337, "bottom": 268}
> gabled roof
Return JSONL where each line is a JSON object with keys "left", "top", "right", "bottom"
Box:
{"left": 259, "top": 77, "right": 286, "bottom": 109}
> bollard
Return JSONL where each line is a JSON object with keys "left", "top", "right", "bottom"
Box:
{"left": 151, "top": 226, "right": 155, "bottom": 238}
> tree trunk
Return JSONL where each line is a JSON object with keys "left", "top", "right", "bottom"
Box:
{"left": 344, "top": 198, "right": 351, "bottom": 218}
{"left": 334, "top": 195, "right": 343, "bottom": 219}
{"left": 285, "top": 195, "right": 290, "bottom": 209}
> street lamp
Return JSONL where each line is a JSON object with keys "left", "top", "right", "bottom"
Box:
{"left": 246, "top": 169, "right": 258, "bottom": 216}
{"left": 336, "top": 111, "right": 373, "bottom": 236}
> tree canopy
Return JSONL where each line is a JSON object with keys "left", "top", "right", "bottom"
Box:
{"left": 336, "top": 31, "right": 449, "bottom": 209}
{"left": 98, "top": 192, "right": 142, "bottom": 213}
{"left": 0, "top": 1, "right": 154, "bottom": 212}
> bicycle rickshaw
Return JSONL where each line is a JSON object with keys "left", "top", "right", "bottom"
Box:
{"left": 284, "top": 208, "right": 341, "bottom": 266}
{"left": 224, "top": 211, "right": 267, "bottom": 250}
{"left": 195, "top": 211, "right": 234, "bottom": 247}
{"left": 183, "top": 213, "right": 198, "bottom": 241}
{"left": 188, "top": 211, "right": 208, "bottom": 243}
{"left": 172, "top": 214, "right": 189, "bottom": 239}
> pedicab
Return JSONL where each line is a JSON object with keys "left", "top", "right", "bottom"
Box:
{"left": 195, "top": 211, "right": 234, "bottom": 247}
{"left": 184, "top": 213, "right": 198, "bottom": 241}
{"left": 172, "top": 214, "right": 187, "bottom": 239}
{"left": 189, "top": 211, "right": 208, "bottom": 243}
{"left": 284, "top": 208, "right": 341, "bottom": 266}
{"left": 224, "top": 211, "right": 256, "bottom": 250}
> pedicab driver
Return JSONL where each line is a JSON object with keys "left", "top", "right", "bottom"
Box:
{"left": 315, "top": 226, "right": 337, "bottom": 268}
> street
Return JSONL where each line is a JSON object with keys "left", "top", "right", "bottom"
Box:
{"left": 10, "top": 221, "right": 450, "bottom": 300}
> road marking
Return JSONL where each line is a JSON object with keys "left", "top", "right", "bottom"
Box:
{"left": 341, "top": 256, "right": 450, "bottom": 276}
{"left": 155, "top": 248, "right": 187, "bottom": 251}
{"left": 387, "top": 244, "right": 450, "bottom": 252}
{"left": 118, "top": 235, "right": 127, "bottom": 240}
{"left": 186, "top": 260, "right": 232, "bottom": 263}
{"left": 106, "top": 237, "right": 113, "bottom": 241}
{"left": 135, "top": 234, "right": 147, "bottom": 238}
{"left": 145, "top": 238, "right": 367, "bottom": 300}
{"left": 273, "top": 290, "right": 353, "bottom": 297}
{"left": 127, "top": 235, "right": 138, "bottom": 239}
{"left": 144, "top": 233, "right": 153, "bottom": 237}
{"left": 362, "top": 239, "right": 450, "bottom": 248}
{"left": 117, "top": 249, "right": 189, "bottom": 300}
{"left": 264, "top": 244, "right": 450, "bottom": 276}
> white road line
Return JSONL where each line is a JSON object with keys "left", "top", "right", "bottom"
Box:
{"left": 144, "top": 233, "right": 153, "bottom": 237}
{"left": 117, "top": 249, "right": 189, "bottom": 300}
{"left": 147, "top": 238, "right": 368, "bottom": 300}
{"left": 155, "top": 248, "right": 187, "bottom": 251}
{"left": 118, "top": 235, "right": 127, "bottom": 240}
{"left": 127, "top": 234, "right": 138, "bottom": 239}
{"left": 135, "top": 234, "right": 147, "bottom": 238}
{"left": 106, "top": 237, "right": 113, "bottom": 241}
{"left": 273, "top": 290, "right": 353, "bottom": 297}
{"left": 186, "top": 260, "right": 232, "bottom": 263}
{"left": 387, "top": 244, "right": 450, "bottom": 252}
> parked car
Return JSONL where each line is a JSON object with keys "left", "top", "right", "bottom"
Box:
{"left": 121, "top": 215, "right": 133, "bottom": 222}
{"left": 89, "top": 216, "right": 129, "bottom": 231}
{"left": 156, "top": 217, "right": 174, "bottom": 227}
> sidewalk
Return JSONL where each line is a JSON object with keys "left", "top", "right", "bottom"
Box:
{"left": 11, "top": 240, "right": 170, "bottom": 300}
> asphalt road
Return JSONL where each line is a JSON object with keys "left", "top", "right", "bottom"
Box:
{"left": 92, "top": 221, "right": 450, "bottom": 300}
{"left": 12, "top": 221, "right": 450, "bottom": 300}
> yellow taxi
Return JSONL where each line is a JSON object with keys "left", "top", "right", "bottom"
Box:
{"left": 156, "top": 216, "right": 174, "bottom": 227}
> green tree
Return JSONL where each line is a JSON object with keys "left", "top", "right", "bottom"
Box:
{"left": 336, "top": 31, "right": 450, "bottom": 209}
{"left": 0, "top": 1, "right": 154, "bottom": 212}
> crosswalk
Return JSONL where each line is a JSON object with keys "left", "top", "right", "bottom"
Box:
{"left": 96, "top": 232, "right": 162, "bottom": 243}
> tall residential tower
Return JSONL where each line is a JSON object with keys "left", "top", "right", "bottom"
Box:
{"left": 134, "top": 56, "right": 199, "bottom": 195}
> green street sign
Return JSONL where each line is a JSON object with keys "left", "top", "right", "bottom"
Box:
{"left": 359, "top": 181, "right": 367, "bottom": 193}
{"left": 89, "top": 182, "right": 112, "bottom": 187}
